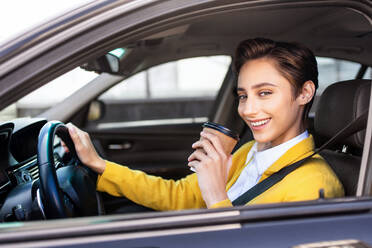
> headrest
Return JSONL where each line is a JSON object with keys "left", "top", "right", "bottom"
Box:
{"left": 314, "top": 79, "right": 371, "bottom": 149}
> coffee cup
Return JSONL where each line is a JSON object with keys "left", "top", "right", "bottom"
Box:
{"left": 190, "top": 122, "right": 239, "bottom": 172}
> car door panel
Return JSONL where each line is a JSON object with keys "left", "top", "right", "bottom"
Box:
{"left": 86, "top": 122, "right": 203, "bottom": 178}
{"left": 85, "top": 122, "right": 203, "bottom": 213}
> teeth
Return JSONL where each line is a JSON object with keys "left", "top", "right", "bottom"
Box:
{"left": 251, "top": 119, "right": 269, "bottom": 127}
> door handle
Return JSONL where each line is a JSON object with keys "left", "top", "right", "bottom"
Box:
{"left": 108, "top": 142, "right": 132, "bottom": 150}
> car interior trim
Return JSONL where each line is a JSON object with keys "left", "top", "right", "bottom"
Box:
{"left": 10, "top": 158, "right": 36, "bottom": 174}
{"left": 293, "top": 239, "right": 368, "bottom": 248}
{"left": 96, "top": 117, "right": 209, "bottom": 130}
{"left": 1, "top": 223, "right": 241, "bottom": 248}
{"left": 91, "top": 210, "right": 240, "bottom": 230}
{"left": 1, "top": 199, "right": 372, "bottom": 245}
{"left": 0, "top": 210, "right": 241, "bottom": 244}
{"left": 0, "top": 182, "right": 10, "bottom": 192}
{"left": 357, "top": 80, "right": 372, "bottom": 196}
{"left": 36, "top": 189, "right": 46, "bottom": 220}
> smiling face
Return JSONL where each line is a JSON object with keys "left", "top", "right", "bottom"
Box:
{"left": 237, "top": 58, "right": 307, "bottom": 148}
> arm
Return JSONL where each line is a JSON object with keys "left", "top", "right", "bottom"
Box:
{"left": 97, "top": 161, "right": 205, "bottom": 210}
{"left": 67, "top": 123, "right": 205, "bottom": 211}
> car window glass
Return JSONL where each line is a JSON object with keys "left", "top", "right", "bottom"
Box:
{"left": 307, "top": 58, "right": 370, "bottom": 115}
{"left": 0, "top": 68, "right": 97, "bottom": 121}
{"left": 95, "top": 56, "right": 231, "bottom": 123}
{"left": 99, "top": 56, "right": 231, "bottom": 100}
{"left": 317, "top": 57, "right": 370, "bottom": 94}
{"left": 364, "top": 67, "right": 372, "bottom": 79}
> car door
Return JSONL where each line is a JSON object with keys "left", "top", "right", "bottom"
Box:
{"left": 78, "top": 55, "right": 232, "bottom": 179}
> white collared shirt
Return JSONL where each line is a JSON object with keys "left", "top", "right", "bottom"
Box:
{"left": 227, "top": 131, "right": 309, "bottom": 202}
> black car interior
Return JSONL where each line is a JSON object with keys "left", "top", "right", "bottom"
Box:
{"left": 315, "top": 79, "right": 370, "bottom": 196}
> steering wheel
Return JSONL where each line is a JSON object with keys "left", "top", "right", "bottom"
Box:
{"left": 37, "top": 121, "right": 104, "bottom": 219}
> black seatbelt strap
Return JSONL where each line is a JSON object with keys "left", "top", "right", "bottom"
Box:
{"left": 232, "top": 110, "right": 368, "bottom": 206}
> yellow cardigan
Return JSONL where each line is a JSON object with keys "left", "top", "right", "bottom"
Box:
{"left": 96, "top": 136, "right": 344, "bottom": 210}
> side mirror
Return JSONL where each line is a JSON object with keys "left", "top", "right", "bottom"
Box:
{"left": 87, "top": 100, "right": 105, "bottom": 121}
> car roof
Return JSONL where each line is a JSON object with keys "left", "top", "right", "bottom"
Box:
{"left": 118, "top": 3, "right": 371, "bottom": 75}
{"left": 1, "top": 0, "right": 370, "bottom": 63}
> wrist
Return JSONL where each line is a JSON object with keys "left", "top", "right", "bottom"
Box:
{"left": 92, "top": 157, "right": 106, "bottom": 174}
{"left": 205, "top": 191, "right": 228, "bottom": 208}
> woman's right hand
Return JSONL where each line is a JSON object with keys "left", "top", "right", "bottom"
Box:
{"left": 187, "top": 131, "right": 231, "bottom": 208}
{"left": 66, "top": 123, "right": 106, "bottom": 174}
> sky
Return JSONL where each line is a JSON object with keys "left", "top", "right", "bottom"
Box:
{"left": 0, "top": 0, "right": 92, "bottom": 45}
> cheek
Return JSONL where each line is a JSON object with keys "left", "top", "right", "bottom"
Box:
{"left": 274, "top": 98, "right": 299, "bottom": 122}
{"left": 237, "top": 103, "right": 244, "bottom": 116}
{"left": 260, "top": 99, "right": 280, "bottom": 115}
{"left": 270, "top": 94, "right": 289, "bottom": 110}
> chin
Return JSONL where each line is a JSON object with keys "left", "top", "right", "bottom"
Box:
{"left": 252, "top": 133, "right": 273, "bottom": 144}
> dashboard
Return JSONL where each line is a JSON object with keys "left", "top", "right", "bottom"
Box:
{"left": 0, "top": 118, "right": 65, "bottom": 221}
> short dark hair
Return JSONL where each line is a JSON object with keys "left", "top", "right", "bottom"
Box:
{"left": 234, "top": 38, "right": 318, "bottom": 125}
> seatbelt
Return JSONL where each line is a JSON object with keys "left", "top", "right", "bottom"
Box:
{"left": 232, "top": 110, "right": 368, "bottom": 206}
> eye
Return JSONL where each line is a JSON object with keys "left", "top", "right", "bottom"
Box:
{"left": 237, "top": 94, "right": 247, "bottom": 102}
{"left": 259, "top": 91, "right": 272, "bottom": 97}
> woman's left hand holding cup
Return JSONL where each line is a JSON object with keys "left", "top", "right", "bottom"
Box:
{"left": 187, "top": 131, "right": 232, "bottom": 208}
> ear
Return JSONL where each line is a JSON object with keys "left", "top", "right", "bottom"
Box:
{"left": 297, "top": 80, "right": 316, "bottom": 105}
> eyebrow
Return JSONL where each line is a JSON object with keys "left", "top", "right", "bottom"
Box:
{"left": 236, "top": 82, "right": 278, "bottom": 92}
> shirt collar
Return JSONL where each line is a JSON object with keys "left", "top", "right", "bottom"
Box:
{"left": 260, "top": 134, "right": 315, "bottom": 181}
{"left": 252, "top": 131, "right": 310, "bottom": 176}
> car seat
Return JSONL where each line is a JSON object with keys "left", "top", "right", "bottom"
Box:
{"left": 314, "top": 79, "right": 370, "bottom": 196}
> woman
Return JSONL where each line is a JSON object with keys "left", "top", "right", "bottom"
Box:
{"left": 67, "top": 38, "right": 344, "bottom": 210}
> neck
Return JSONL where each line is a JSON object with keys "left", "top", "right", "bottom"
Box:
{"left": 257, "top": 142, "right": 271, "bottom": 152}
{"left": 258, "top": 128, "right": 307, "bottom": 152}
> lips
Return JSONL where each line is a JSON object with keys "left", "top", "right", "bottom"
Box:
{"left": 249, "top": 118, "right": 271, "bottom": 129}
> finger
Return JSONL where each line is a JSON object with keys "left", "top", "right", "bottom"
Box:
{"left": 188, "top": 149, "right": 209, "bottom": 162}
{"left": 77, "top": 129, "right": 89, "bottom": 147}
{"left": 69, "top": 123, "right": 90, "bottom": 148}
{"left": 191, "top": 141, "right": 208, "bottom": 151}
{"left": 60, "top": 141, "right": 69, "bottom": 153}
{"left": 67, "top": 123, "right": 85, "bottom": 152}
{"left": 67, "top": 124, "right": 80, "bottom": 144}
{"left": 187, "top": 160, "right": 200, "bottom": 168}
{"left": 200, "top": 131, "right": 226, "bottom": 156}
{"left": 192, "top": 140, "right": 213, "bottom": 152}
{"left": 193, "top": 138, "right": 220, "bottom": 160}
{"left": 188, "top": 160, "right": 202, "bottom": 172}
